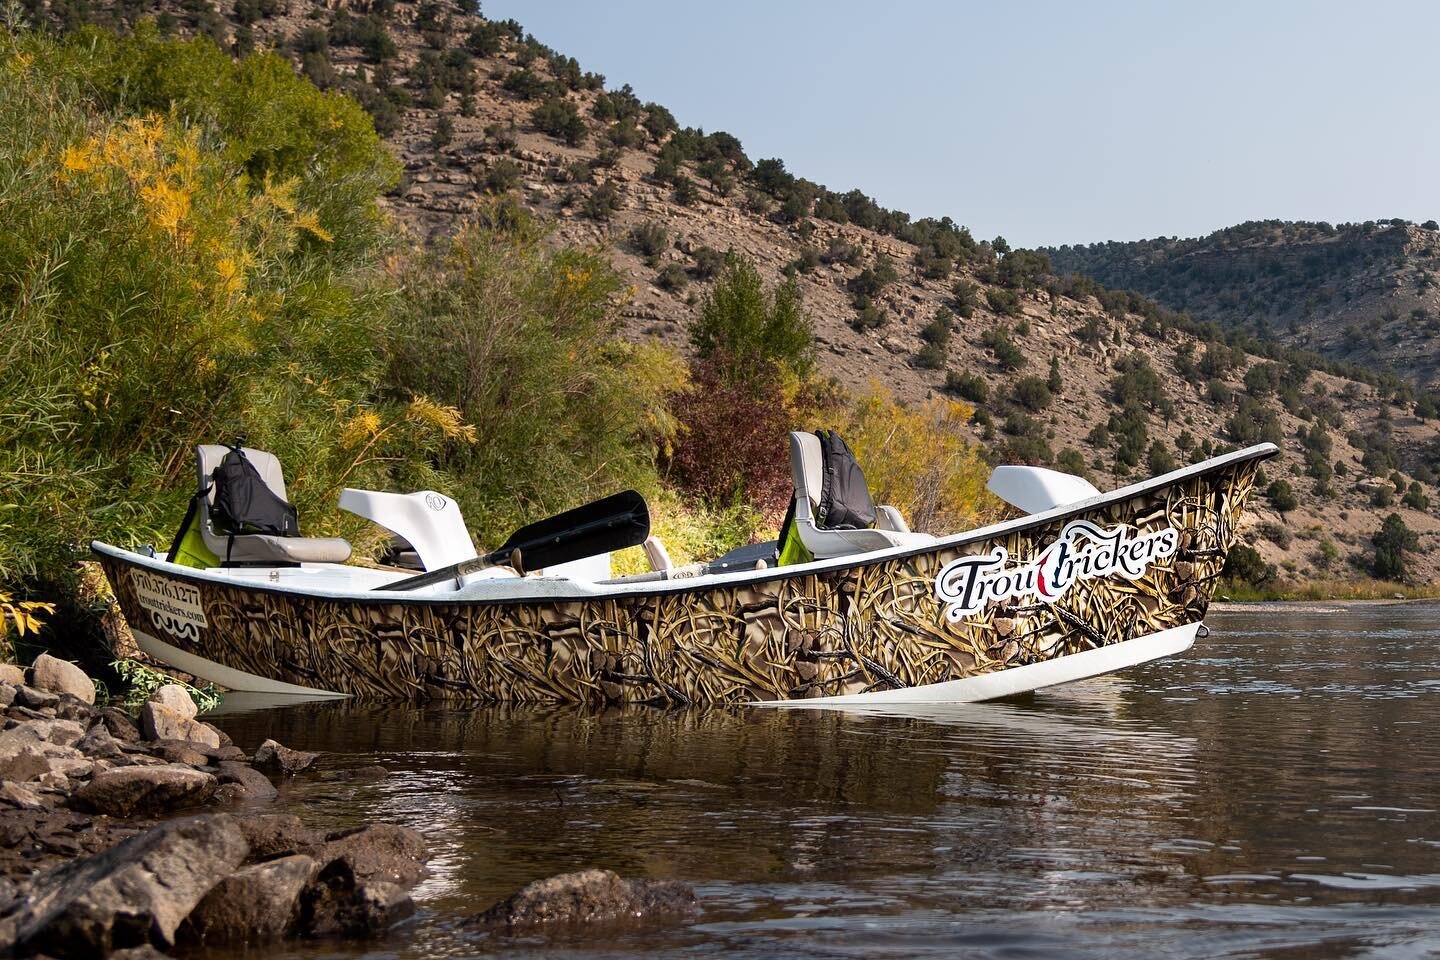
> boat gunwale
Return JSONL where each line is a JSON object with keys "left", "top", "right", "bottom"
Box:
{"left": 91, "top": 442, "right": 1278, "bottom": 607}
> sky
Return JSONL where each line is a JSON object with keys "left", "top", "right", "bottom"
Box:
{"left": 480, "top": 0, "right": 1440, "bottom": 249}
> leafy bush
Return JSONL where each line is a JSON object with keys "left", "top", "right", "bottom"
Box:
{"left": 691, "top": 245, "right": 725, "bottom": 279}
{"left": 952, "top": 279, "right": 979, "bottom": 319}
{"left": 1373, "top": 513, "right": 1417, "bottom": 580}
{"left": 1267, "top": 479, "right": 1298, "bottom": 512}
{"left": 482, "top": 158, "right": 521, "bottom": 193}
{"left": 690, "top": 253, "right": 813, "bottom": 383}
{"left": 1056, "top": 447, "right": 1089, "bottom": 479}
{"left": 662, "top": 355, "right": 793, "bottom": 517}
{"left": 914, "top": 344, "right": 946, "bottom": 370}
{"left": 851, "top": 298, "right": 887, "bottom": 331}
{"left": 1222, "top": 545, "right": 1276, "bottom": 588}
{"left": 386, "top": 215, "right": 683, "bottom": 538}
{"left": 1111, "top": 352, "right": 1166, "bottom": 409}
{"left": 1010, "top": 376, "right": 1052, "bottom": 412}
{"left": 0, "top": 28, "right": 404, "bottom": 595}
{"left": 629, "top": 221, "right": 669, "bottom": 259}
{"left": 532, "top": 97, "right": 586, "bottom": 146}
{"left": 981, "top": 327, "right": 1026, "bottom": 370}
{"left": 656, "top": 262, "right": 688, "bottom": 292}
{"left": 985, "top": 286, "right": 1021, "bottom": 317}
{"left": 1402, "top": 483, "right": 1430, "bottom": 510}
{"left": 945, "top": 371, "right": 988, "bottom": 403}
{"left": 582, "top": 180, "right": 622, "bottom": 220}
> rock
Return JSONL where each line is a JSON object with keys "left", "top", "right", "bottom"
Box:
{"left": 110, "top": 946, "right": 172, "bottom": 959}
{"left": 317, "top": 764, "right": 389, "bottom": 782}
{"left": 53, "top": 695, "right": 94, "bottom": 722}
{"left": 0, "top": 780, "right": 46, "bottom": 809}
{"left": 236, "top": 814, "right": 320, "bottom": 860}
{"left": 467, "top": 868, "right": 697, "bottom": 933}
{"left": 7, "top": 813, "right": 248, "bottom": 956}
{"left": 301, "top": 861, "right": 415, "bottom": 939}
{"left": 76, "top": 764, "right": 217, "bottom": 817}
{"left": 15, "top": 684, "right": 59, "bottom": 710}
{"left": 0, "top": 745, "right": 54, "bottom": 782}
{"left": 180, "top": 854, "right": 316, "bottom": 945}
{"left": 214, "top": 760, "right": 277, "bottom": 801}
{"left": 7, "top": 718, "right": 87, "bottom": 748}
{"left": 148, "top": 684, "right": 197, "bottom": 720}
{"left": 0, "top": 684, "right": 14, "bottom": 708}
{"left": 140, "top": 702, "right": 220, "bottom": 750}
{"left": 253, "top": 739, "right": 319, "bottom": 775}
{"left": 75, "top": 725, "right": 126, "bottom": 759}
{"left": 93, "top": 707, "right": 141, "bottom": 742}
{"left": 314, "top": 823, "right": 428, "bottom": 888}
{"left": 0, "top": 663, "right": 25, "bottom": 685}
{"left": 211, "top": 744, "right": 247, "bottom": 762}
{"left": 148, "top": 740, "right": 211, "bottom": 767}
{"left": 30, "top": 654, "right": 96, "bottom": 705}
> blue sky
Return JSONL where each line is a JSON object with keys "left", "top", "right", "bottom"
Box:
{"left": 481, "top": 1, "right": 1439, "bottom": 248}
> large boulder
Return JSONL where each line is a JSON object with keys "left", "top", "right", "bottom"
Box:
{"left": 0, "top": 663, "right": 25, "bottom": 686}
{"left": 140, "top": 702, "right": 220, "bottom": 750}
{"left": 180, "top": 854, "right": 317, "bottom": 945}
{"left": 92, "top": 707, "right": 142, "bottom": 743}
{"left": 467, "top": 869, "right": 697, "bottom": 934}
{"left": 252, "top": 738, "right": 320, "bottom": 775}
{"left": 75, "top": 764, "right": 217, "bottom": 817}
{"left": 236, "top": 814, "right": 320, "bottom": 860}
{"left": 148, "top": 684, "right": 198, "bottom": 720}
{"left": 0, "top": 725, "right": 92, "bottom": 783}
{"left": 5, "top": 813, "right": 249, "bottom": 957}
{"left": 30, "top": 654, "right": 96, "bottom": 705}
{"left": 213, "top": 760, "right": 278, "bottom": 801}
{"left": 313, "top": 823, "right": 429, "bottom": 888}
{"left": 300, "top": 859, "right": 415, "bottom": 939}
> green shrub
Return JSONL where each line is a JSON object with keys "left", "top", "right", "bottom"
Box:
{"left": 629, "top": 221, "right": 669, "bottom": 259}
{"left": 1403, "top": 483, "right": 1430, "bottom": 510}
{"left": 981, "top": 327, "right": 1026, "bottom": 370}
{"left": 386, "top": 217, "right": 682, "bottom": 538}
{"left": 1222, "top": 545, "right": 1275, "bottom": 587}
{"left": 691, "top": 246, "right": 725, "bottom": 279}
{"left": 482, "top": 158, "right": 521, "bottom": 193}
{"left": 952, "top": 279, "right": 980, "bottom": 319}
{"left": 1056, "top": 447, "right": 1088, "bottom": 478}
{"left": 1373, "top": 513, "right": 1417, "bottom": 580}
{"left": 920, "top": 311, "right": 952, "bottom": 349}
{"left": 986, "top": 286, "right": 1021, "bottom": 317}
{"left": 532, "top": 97, "right": 586, "bottom": 146}
{"left": 672, "top": 174, "right": 699, "bottom": 206}
{"left": 914, "top": 344, "right": 945, "bottom": 370}
{"left": 656, "top": 263, "right": 688, "bottom": 292}
{"left": 1010, "top": 376, "right": 1052, "bottom": 412}
{"left": 851, "top": 298, "right": 887, "bottom": 331}
{"left": 1267, "top": 479, "right": 1298, "bottom": 512}
{"left": 945, "top": 371, "right": 988, "bottom": 403}
{"left": 690, "top": 253, "right": 813, "bottom": 383}
{"left": 0, "top": 30, "right": 399, "bottom": 591}
{"left": 582, "top": 180, "right": 622, "bottom": 220}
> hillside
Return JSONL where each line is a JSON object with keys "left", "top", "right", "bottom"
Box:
{"left": 1045, "top": 219, "right": 1440, "bottom": 392}
{"left": 17, "top": 0, "right": 1440, "bottom": 588}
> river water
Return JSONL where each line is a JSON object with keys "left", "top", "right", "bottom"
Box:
{"left": 209, "top": 602, "right": 1440, "bottom": 959}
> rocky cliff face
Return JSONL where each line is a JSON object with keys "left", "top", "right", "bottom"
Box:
{"left": 22, "top": 0, "right": 1440, "bottom": 585}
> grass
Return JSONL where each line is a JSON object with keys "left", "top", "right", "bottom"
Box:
{"left": 1216, "top": 579, "right": 1440, "bottom": 602}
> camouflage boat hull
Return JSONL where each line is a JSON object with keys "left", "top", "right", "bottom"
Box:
{"left": 93, "top": 444, "right": 1274, "bottom": 705}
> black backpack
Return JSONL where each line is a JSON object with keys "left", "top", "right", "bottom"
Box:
{"left": 815, "top": 430, "right": 877, "bottom": 530}
{"left": 210, "top": 445, "right": 299, "bottom": 538}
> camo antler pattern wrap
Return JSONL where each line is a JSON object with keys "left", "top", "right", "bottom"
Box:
{"left": 99, "top": 453, "right": 1264, "bottom": 705}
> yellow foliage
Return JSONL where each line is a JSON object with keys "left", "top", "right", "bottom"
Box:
{"left": 405, "top": 397, "right": 479, "bottom": 444}
{"left": 832, "top": 382, "right": 1003, "bottom": 535}
{"left": 339, "top": 409, "right": 383, "bottom": 448}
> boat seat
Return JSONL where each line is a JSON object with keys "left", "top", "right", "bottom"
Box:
{"left": 787, "top": 432, "right": 935, "bottom": 559}
{"left": 196, "top": 445, "right": 352, "bottom": 565}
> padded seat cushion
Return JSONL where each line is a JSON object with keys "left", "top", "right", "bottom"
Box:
{"left": 216, "top": 534, "right": 353, "bottom": 565}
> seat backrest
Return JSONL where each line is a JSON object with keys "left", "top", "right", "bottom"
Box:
{"left": 196, "top": 444, "right": 287, "bottom": 506}
{"left": 788, "top": 432, "right": 823, "bottom": 522}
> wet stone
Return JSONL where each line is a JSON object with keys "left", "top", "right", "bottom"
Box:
{"left": 76, "top": 764, "right": 217, "bottom": 818}
{"left": 467, "top": 868, "right": 697, "bottom": 934}
{"left": 253, "top": 739, "right": 320, "bottom": 775}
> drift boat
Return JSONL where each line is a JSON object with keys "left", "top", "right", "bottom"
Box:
{"left": 92, "top": 436, "right": 1276, "bottom": 706}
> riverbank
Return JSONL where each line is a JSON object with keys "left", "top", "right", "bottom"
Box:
{"left": 0, "top": 658, "right": 694, "bottom": 957}
{"left": 1215, "top": 578, "right": 1440, "bottom": 602}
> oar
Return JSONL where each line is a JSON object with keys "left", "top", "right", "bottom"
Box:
{"left": 374, "top": 490, "right": 650, "bottom": 592}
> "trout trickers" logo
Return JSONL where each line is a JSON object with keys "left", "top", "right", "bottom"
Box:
{"left": 935, "top": 521, "right": 1179, "bottom": 621}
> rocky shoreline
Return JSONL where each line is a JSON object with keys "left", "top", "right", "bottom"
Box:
{"left": 0, "top": 656, "right": 696, "bottom": 957}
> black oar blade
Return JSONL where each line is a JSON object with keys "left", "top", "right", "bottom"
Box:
{"left": 501, "top": 489, "right": 649, "bottom": 572}
{"left": 374, "top": 490, "right": 649, "bottom": 593}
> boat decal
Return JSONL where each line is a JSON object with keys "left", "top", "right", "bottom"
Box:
{"left": 130, "top": 569, "right": 208, "bottom": 641}
{"left": 935, "top": 520, "right": 1180, "bottom": 621}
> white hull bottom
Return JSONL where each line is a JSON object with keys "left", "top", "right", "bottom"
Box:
{"left": 134, "top": 621, "right": 1198, "bottom": 706}
{"left": 753, "top": 622, "right": 1200, "bottom": 708}
{"left": 133, "top": 629, "right": 347, "bottom": 698}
